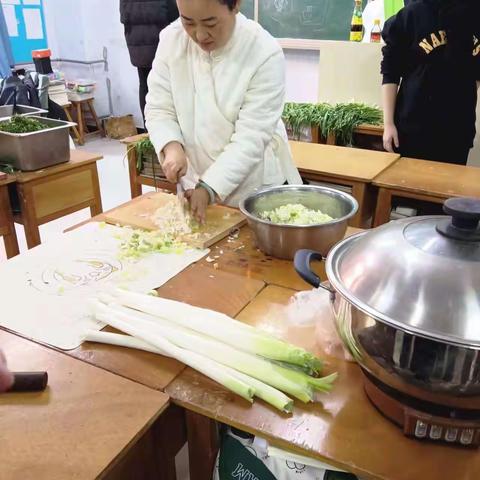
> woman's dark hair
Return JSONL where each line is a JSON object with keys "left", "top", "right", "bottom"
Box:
{"left": 219, "top": 0, "right": 239, "bottom": 11}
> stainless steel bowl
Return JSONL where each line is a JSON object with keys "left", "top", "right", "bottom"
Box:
{"left": 239, "top": 185, "right": 358, "bottom": 260}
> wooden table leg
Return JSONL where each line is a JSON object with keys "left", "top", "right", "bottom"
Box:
{"left": 17, "top": 184, "right": 41, "bottom": 249}
{"left": 127, "top": 147, "right": 143, "bottom": 198}
{"left": 186, "top": 410, "right": 219, "bottom": 480}
{"left": 350, "top": 181, "right": 368, "bottom": 228}
{"left": 351, "top": 182, "right": 378, "bottom": 229}
{"left": 90, "top": 163, "right": 103, "bottom": 216}
{"left": 373, "top": 187, "right": 393, "bottom": 227}
{"left": 75, "top": 101, "right": 85, "bottom": 145}
{"left": 87, "top": 99, "right": 105, "bottom": 137}
{"left": 100, "top": 404, "right": 187, "bottom": 480}
{"left": 0, "top": 186, "right": 19, "bottom": 258}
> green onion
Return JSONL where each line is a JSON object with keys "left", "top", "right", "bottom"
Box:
{"left": 85, "top": 330, "right": 294, "bottom": 414}
{"left": 93, "top": 304, "right": 255, "bottom": 403}
{"left": 108, "top": 288, "right": 323, "bottom": 375}
{"left": 282, "top": 102, "right": 383, "bottom": 146}
{"left": 94, "top": 301, "right": 314, "bottom": 403}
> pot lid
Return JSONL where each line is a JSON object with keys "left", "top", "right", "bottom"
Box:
{"left": 326, "top": 198, "right": 480, "bottom": 348}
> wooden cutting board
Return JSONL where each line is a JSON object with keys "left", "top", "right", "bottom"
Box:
{"left": 103, "top": 192, "right": 246, "bottom": 249}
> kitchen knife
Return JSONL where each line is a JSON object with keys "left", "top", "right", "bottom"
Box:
{"left": 176, "top": 181, "right": 189, "bottom": 218}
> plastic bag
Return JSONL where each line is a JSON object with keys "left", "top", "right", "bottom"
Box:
{"left": 213, "top": 428, "right": 358, "bottom": 480}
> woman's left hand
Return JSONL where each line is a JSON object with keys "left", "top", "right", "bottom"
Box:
{"left": 186, "top": 187, "right": 210, "bottom": 224}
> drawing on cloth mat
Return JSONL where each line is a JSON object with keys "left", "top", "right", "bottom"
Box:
{"left": 27, "top": 251, "right": 122, "bottom": 295}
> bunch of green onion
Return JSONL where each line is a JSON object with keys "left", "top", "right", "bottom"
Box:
{"left": 86, "top": 289, "right": 337, "bottom": 413}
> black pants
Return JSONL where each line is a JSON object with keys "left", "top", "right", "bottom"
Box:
{"left": 398, "top": 132, "right": 471, "bottom": 166}
{"left": 138, "top": 66, "right": 151, "bottom": 128}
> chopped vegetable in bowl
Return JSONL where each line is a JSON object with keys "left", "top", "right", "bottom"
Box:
{"left": 259, "top": 204, "right": 334, "bottom": 226}
{"left": 0, "top": 115, "right": 48, "bottom": 133}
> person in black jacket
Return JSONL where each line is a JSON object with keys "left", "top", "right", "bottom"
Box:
{"left": 381, "top": 0, "right": 480, "bottom": 165}
{"left": 120, "top": 0, "right": 178, "bottom": 126}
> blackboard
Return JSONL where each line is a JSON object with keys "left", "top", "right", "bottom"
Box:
{"left": 240, "top": 0, "right": 255, "bottom": 20}
{"left": 258, "top": 0, "right": 365, "bottom": 41}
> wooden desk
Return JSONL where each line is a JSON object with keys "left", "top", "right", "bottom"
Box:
{"left": 167, "top": 285, "right": 480, "bottom": 480}
{"left": 291, "top": 141, "right": 399, "bottom": 227}
{"left": 0, "top": 174, "right": 19, "bottom": 258}
{"left": 10, "top": 149, "right": 103, "bottom": 249}
{"left": 70, "top": 264, "right": 264, "bottom": 391}
{"left": 197, "top": 224, "right": 362, "bottom": 292}
{"left": 0, "top": 329, "right": 173, "bottom": 480}
{"left": 372, "top": 157, "right": 480, "bottom": 226}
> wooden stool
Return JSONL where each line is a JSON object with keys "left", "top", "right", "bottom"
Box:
{"left": 69, "top": 99, "right": 105, "bottom": 145}
{"left": 62, "top": 102, "right": 82, "bottom": 144}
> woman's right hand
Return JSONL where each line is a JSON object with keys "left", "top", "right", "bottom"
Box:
{"left": 0, "top": 349, "right": 13, "bottom": 393}
{"left": 383, "top": 123, "right": 400, "bottom": 153}
{"left": 162, "top": 142, "right": 188, "bottom": 183}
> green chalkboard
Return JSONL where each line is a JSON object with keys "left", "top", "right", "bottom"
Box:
{"left": 259, "top": 0, "right": 364, "bottom": 41}
{"left": 240, "top": 0, "right": 255, "bottom": 20}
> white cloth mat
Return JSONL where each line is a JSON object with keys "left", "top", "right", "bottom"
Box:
{"left": 0, "top": 223, "right": 208, "bottom": 350}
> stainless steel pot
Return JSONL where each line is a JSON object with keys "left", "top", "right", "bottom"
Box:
{"left": 239, "top": 185, "right": 358, "bottom": 260}
{"left": 295, "top": 197, "right": 480, "bottom": 409}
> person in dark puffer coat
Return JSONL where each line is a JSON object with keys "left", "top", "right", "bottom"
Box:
{"left": 120, "top": 0, "right": 178, "bottom": 126}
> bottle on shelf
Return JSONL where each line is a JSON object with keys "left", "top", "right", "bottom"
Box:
{"left": 370, "top": 19, "right": 382, "bottom": 43}
{"left": 350, "top": 0, "right": 364, "bottom": 42}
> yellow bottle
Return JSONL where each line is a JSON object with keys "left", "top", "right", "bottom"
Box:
{"left": 350, "top": 0, "right": 364, "bottom": 42}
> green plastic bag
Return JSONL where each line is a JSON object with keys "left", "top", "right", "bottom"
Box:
{"left": 218, "top": 433, "right": 277, "bottom": 480}
{"left": 216, "top": 428, "right": 359, "bottom": 480}
{"left": 384, "top": 0, "right": 404, "bottom": 20}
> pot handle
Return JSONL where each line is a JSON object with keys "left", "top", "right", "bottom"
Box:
{"left": 294, "top": 249, "right": 331, "bottom": 292}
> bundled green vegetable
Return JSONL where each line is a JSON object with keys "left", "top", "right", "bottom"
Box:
{"left": 283, "top": 102, "right": 331, "bottom": 139}
{"left": 320, "top": 103, "right": 383, "bottom": 146}
{"left": 260, "top": 204, "right": 333, "bottom": 226}
{"left": 0, "top": 115, "right": 48, "bottom": 134}
{"left": 282, "top": 102, "right": 383, "bottom": 146}
{"left": 133, "top": 137, "right": 156, "bottom": 170}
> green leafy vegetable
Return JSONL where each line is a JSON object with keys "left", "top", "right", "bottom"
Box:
{"left": 133, "top": 137, "right": 157, "bottom": 170}
{"left": 282, "top": 102, "right": 383, "bottom": 146}
{"left": 0, "top": 115, "right": 49, "bottom": 134}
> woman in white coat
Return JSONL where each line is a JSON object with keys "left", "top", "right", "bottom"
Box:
{"left": 145, "top": 0, "right": 301, "bottom": 223}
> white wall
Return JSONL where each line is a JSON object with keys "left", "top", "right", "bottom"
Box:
{"left": 42, "top": 1, "right": 480, "bottom": 167}
{"left": 43, "top": 0, "right": 141, "bottom": 125}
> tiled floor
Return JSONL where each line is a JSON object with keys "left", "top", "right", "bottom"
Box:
{"left": 0, "top": 136, "right": 192, "bottom": 478}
